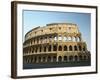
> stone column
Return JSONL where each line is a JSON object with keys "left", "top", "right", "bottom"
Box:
{"left": 51, "top": 56, "right": 53, "bottom": 62}
{"left": 62, "top": 34, "right": 64, "bottom": 42}
{"left": 51, "top": 44, "right": 53, "bottom": 52}
{"left": 57, "top": 34, "right": 59, "bottom": 42}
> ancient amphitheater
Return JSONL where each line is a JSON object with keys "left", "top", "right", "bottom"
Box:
{"left": 23, "top": 23, "right": 91, "bottom": 65}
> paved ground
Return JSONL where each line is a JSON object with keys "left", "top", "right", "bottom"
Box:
{"left": 23, "top": 61, "right": 91, "bottom": 69}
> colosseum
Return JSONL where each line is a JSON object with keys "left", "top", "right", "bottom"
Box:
{"left": 23, "top": 23, "right": 91, "bottom": 68}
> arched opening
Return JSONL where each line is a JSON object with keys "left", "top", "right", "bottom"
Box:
{"left": 75, "top": 55, "right": 78, "bottom": 61}
{"left": 39, "top": 46, "right": 41, "bottom": 52}
{"left": 44, "top": 46, "right": 46, "bottom": 52}
{"left": 79, "top": 55, "right": 82, "bottom": 61}
{"left": 74, "top": 45, "right": 77, "bottom": 51}
{"left": 32, "top": 48, "right": 34, "bottom": 53}
{"left": 31, "top": 56, "right": 33, "bottom": 63}
{"left": 84, "top": 55, "right": 86, "bottom": 60}
{"left": 64, "top": 56, "right": 67, "bottom": 62}
{"left": 53, "top": 45, "right": 57, "bottom": 51}
{"left": 58, "top": 36, "right": 62, "bottom": 41}
{"left": 38, "top": 57, "right": 41, "bottom": 62}
{"left": 47, "top": 56, "right": 51, "bottom": 62}
{"left": 34, "top": 56, "right": 37, "bottom": 63}
{"left": 83, "top": 46, "right": 86, "bottom": 51}
{"left": 49, "top": 36, "right": 52, "bottom": 41}
{"left": 73, "top": 37, "right": 76, "bottom": 42}
{"left": 79, "top": 46, "right": 82, "bottom": 51}
{"left": 68, "top": 36, "right": 71, "bottom": 41}
{"left": 29, "top": 48, "right": 31, "bottom": 53}
{"left": 58, "top": 56, "right": 62, "bottom": 62}
{"left": 53, "top": 56, "right": 56, "bottom": 62}
{"left": 63, "top": 36, "right": 67, "bottom": 41}
{"left": 42, "top": 57, "right": 46, "bottom": 62}
{"left": 54, "top": 36, "right": 57, "bottom": 41}
{"left": 59, "top": 45, "right": 62, "bottom": 51}
{"left": 64, "top": 46, "right": 67, "bottom": 51}
{"left": 40, "top": 37, "right": 43, "bottom": 43}
{"left": 35, "top": 47, "right": 37, "bottom": 53}
{"left": 69, "top": 45, "right": 72, "bottom": 51}
{"left": 69, "top": 56, "right": 73, "bottom": 61}
{"left": 48, "top": 45, "right": 51, "bottom": 52}
{"left": 77, "top": 37, "right": 80, "bottom": 42}
{"left": 44, "top": 37, "right": 47, "bottom": 42}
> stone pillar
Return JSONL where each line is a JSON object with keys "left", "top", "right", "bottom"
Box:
{"left": 62, "top": 34, "right": 64, "bottom": 42}
{"left": 51, "top": 56, "right": 53, "bottom": 62}
{"left": 36, "top": 56, "right": 38, "bottom": 63}
{"left": 57, "top": 34, "right": 59, "bottom": 42}
{"left": 47, "top": 36, "right": 49, "bottom": 43}
{"left": 51, "top": 44, "right": 53, "bottom": 52}
{"left": 45, "top": 56, "right": 47, "bottom": 62}
{"left": 67, "top": 56, "right": 69, "bottom": 62}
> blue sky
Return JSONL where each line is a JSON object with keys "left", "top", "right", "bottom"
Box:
{"left": 23, "top": 10, "right": 91, "bottom": 51}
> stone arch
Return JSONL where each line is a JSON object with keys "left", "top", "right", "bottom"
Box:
{"left": 63, "top": 36, "right": 67, "bottom": 41}
{"left": 48, "top": 45, "right": 51, "bottom": 51}
{"left": 53, "top": 56, "right": 56, "bottom": 62}
{"left": 40, "top": 37, "right": 43, "bottom": 43}
{"left": 74, "top": 45, "right": 77, "bottom": 51}
{"left": 39, "top": 46, "right": 42, "bottom": 52}
{"left": 38, "top": 56, "right": 41, "bottom": 62}
{"left": 69, "top": 55, "right": 73, "bottom": 61}
{"left": 73, "top": 36, "right": 76, "bottom": 42}
{"left": 75, "top": 55, "right": 78, "bottom": 61}
{"left": 64, "top": 45, "right": 67, "bottom": 51}
{"left": 79, "top": 45, "right": 82, "bottom": 51}
{"left": 83, "top": 46, "right": 86, "bottom": 51}
{"left": 53, "top": 45, "right": 57, "bottom": 51}
{"left": 54, "top": 36, "right": 57, "bottom": 41}
{"left": 58, "top": 56, "right": 62, "bottom": 62}
{"left": 37, "top": 38, "right": 39, "bottom": 43}
{"left": 77, "top": 37, "right": 80, "bottom": 42}
{"left": 64, "top": 56, "right": 67, "bottom": 62}
{"left": 44, "top": 46, "right": 46, "bottom": 52}
{"left": 34, "top": 56, "right": 37, "bottom": 63}
{"left": 68, "top": 36, "right": 71, "bottom": 41}
{"left": 59, "top": 45, "right": 62, "bottom": 51}
{"left": 47, "top": 56, "right": 51, "bottom": 62}
{"left": 32, "top": 47, "right": 34, "bottom": 53}
{"left": 42, "top": 57, "right": 46, "bottom": 62}
{"left": 58, "top": 35, "right": 62, "bottom": 41}
{"left": 49, "top": 36, "right": 52, "bottom": 41}
{"left": 35, "top": 47, "right": 37, "bottom": 53}
{"left": 29, "top": 48, "right": 31, "bottom": 53}
{"left": 84, "top": 55, "right": 87, "bottom": 60}
{"left": 69, "top": 45, "right": 72, "bottom": 51}
{"left": 30, "top": 56, "right": 33, "bottom": 63}
{"left": 79, "top": 55, "right": 82, "bottom": 61}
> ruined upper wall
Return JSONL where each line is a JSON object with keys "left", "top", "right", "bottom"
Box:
{"left": 25, "top": 23, "right": 80, "bottom": 40}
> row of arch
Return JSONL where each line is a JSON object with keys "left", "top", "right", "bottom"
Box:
{"left": 24, "top": 45, "right": 86, "bottom": 54}
{"left": 24, "top": 35, "right": 82, "bottom": 47}
{"left": 24, "top": 55, "right": 90, "bottom": 64}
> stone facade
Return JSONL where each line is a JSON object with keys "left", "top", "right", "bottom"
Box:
{"left": 23, "top": 23, "right": 91, "bottom": 64}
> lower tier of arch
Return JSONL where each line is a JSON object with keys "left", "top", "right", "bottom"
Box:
{"left": 23, "top": 51, "right": 91, "bottom": 68}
